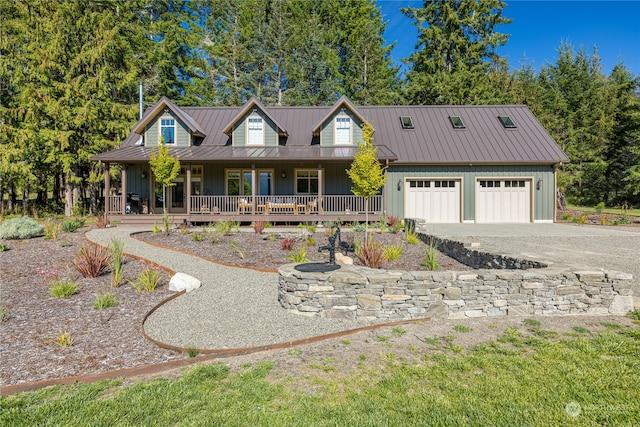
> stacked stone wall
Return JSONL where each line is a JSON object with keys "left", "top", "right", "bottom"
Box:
{"left": 278, "top": 264, "right": 634, "bottom": 321}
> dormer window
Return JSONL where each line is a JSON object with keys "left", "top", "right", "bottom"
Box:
{"left": 160, "top": 118, "right": 176, "bottom": 144}
{"left": 335, "top": 116, "right": 351, "bottom": 145}
{"left": 247, "top": 117, "right": 264, "bottom": 145}
{"left": 449, "top": 115, "right": 465, "bottom": 129}
{"left": 498, "top": 115, "right": 517, "bottom": 128}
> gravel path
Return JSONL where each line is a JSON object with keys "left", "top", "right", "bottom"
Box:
{"left": 86, "top": 228, "right": 375, "bottom": 350}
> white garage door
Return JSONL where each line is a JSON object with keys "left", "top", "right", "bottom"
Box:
{"left": 405, "top": 179, "right": 461, "bottom": 223}
{"left": 476, "top": 179, "right": 531, "bottom": 223}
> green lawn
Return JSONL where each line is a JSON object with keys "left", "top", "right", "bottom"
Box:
{"left": 567, "top": 204, "right": 640, "bottom": 217}
{"left": 2, "top": 325, "right": 639, "bottom": 426}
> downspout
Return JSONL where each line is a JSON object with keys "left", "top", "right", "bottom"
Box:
{"left": 139, "top": 82, "right": 144, "bottom": 120}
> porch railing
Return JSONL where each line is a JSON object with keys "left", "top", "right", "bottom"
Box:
{"left": 190, "top": 195, "right": 383, "bottom": 215}
{"left": 106, "top": 195, "right": 123, "bottom": 214}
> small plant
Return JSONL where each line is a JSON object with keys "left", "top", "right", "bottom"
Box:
{"left": 95, "top": 214, "right": 107, "bottom": 229}
{"left": 627, "top": 310, "right": 640, "bottom": 321}
{"left": 353, "top": 222, "right": 367, "bottom": 232}
{"left": 600, "top": 215, "right": 607, "bottom": 225}
{"left": 573, "top": 326, "right": 590, "bottom": 334}
{"left": 93, "top": 292, "right": 118, "bottom": 310}
{"left": 387, "top": 215, "right": 404, "bottom": 233}
{"left": 58, "top": 240, "right": 72, "bottom": 248}
{"left": 341, "top": 339, "right": 351, "bottom": 345}
{"left": 0, "top": 216, "right": 44, "bottom": 239}
{"left": 600, "top": 322, "right": 621, "bottom": 330}
{"left": 73, "top": 245, "right": 112, "bottom": 278}
{"left": 43, "top": 220, "right": 60, "bottom": 240}
{"left": 618, "top": 213, "right": 633, "bottom": 224}
{"left": 110, "top": 238, "right": 125, "bottom": 287}
{"left": 305, "top": 224, "right": 317, "bottom": 234}
{"left": 152, "top": 222, "right": 162, "bottom": 233}
{"left": 191, "top": 233, "right": 204, "bottom": 242}
{"left": 162, "top": 214, "right": 172, "bottom": 234}
{"left": 288, "top": 348, "right": 303, "bottom": 356}
{"left": 522, "top": 318, "right": 541, "bottom": 327}
{"left": 215, "top": 220, "right": 234, "bottom": 236}
{"left": 595, "top": 201, "right": 605, "bottom": 214}
{"left": 405, "top": 228, "right": 419, "bottom": 244}
{"left": 230, "top": 240, "right": 244, "bottom": 259}
{"left": 579, "top": 214, "right": 587, "bottom": 224}
{"left": 52, "top": 331, "right": 74, "bottom": 348}
{"left": 561, "top": 213, "right": 572, "bottom": 220}
{"left": 306, "top": 236, "right": 316, "bottom": 246}
{"left": 60, "top": 218, "right": 85, "bottom": 233}
{"left": 382, "top": 244, "right": 403, "bottom": 262}
{"left": 453, "top": 325, "right": 472, "bottom": 333}
{"left": 356, "top": 239, "right": 384, "bottom": 268}
{"left": 392, "top": 326, "right": 407, "bottom": 336}
{"left": 130, "top": 265, "right": 162, "bottom": 292}
{"left": 280, "top": 237, "right": 295, "bottom": 250}
{"left": 287, "top": 247, "right": 309, "bottom": 263}
{"left": 187, "top": 347, "right": 198, "bottom": 358}
{"left": 423, "top": 240, "right": 439, "bottom": 271}
{"left": 376, "top": 335, "right": 388, "bottom": 342}
{"left": 0, "top": 300, "right": 9, "bottom": 321}
{"left": 49, "top": 281, "right": 79, "bottom": 298}
{"left": 253, "top": 220, "right": 266, "bottom": 234}
{"left": 178, "top": 222, "right": 190, "bottom": 235}
{"left": 0, "top": 243, "right": 8, "bottom": 252}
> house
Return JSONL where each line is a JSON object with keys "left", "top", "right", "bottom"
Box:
{"left": 92, "top": 96, "right": 569, "bottom": 225}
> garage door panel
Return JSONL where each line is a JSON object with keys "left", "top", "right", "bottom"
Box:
{"left": 405, "top": 179, "right": 460, "bottom": 223}
{"left": 477, "top": 179, "right": 530, "bottom": 223}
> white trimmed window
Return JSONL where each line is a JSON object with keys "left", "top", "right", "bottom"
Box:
{"left": 247, "top": 117, "right": 264, "bottom": 145}
{"left": 335, "top": 116, "right": 351, "bottom": 145}
{"left": 160, "top": 118, "right": 176, "bottom": 144}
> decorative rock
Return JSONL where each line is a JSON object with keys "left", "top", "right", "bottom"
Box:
{"left": 608, "top": 296, "right": 634, "bottom": 315}
{"left": 335, "top": 252, "right": 354, "bottom": 265}
{"left": 575, "top": 271, "right": 605, "bottom": 282}
{"left": 169, "top": 272, "right": 201, "bottom": 293}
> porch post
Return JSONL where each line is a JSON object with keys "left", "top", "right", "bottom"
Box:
{"left": 121, "top": 166, "right": 127, "bottom": 215}
{"left": 104, "top": 163, "right": 110, "bottom": 218}
{"left": 186, "top": 164, "right": 191, "bottom": 215}
{"left": 317, "top": 163, "right": 323, "bottom": 212}
{"left": 251, "top": 164, "right": 257, "bottom": 214}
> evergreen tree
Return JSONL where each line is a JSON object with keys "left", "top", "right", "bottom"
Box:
{"left": 402, "top": 0, "right": 512, "bottom": 104}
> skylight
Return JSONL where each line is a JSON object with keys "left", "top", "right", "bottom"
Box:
{"left": 400, "top": 116, "right": 414, "bottom": 129}
{"left": 498, "top": 115, "right": 517, "bottom": 128}
{"left": 449, "top": 115, "right": 465, "bottom": 129}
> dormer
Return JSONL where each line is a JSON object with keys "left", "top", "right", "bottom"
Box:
{"left": 132, "top": 96, "right": 205, "bottom": 147}
{"left": 312, "top": 96, "right": 369, "bottom": 146}
{"left": 223, "top": 97, "right": 288, "bottom": 147}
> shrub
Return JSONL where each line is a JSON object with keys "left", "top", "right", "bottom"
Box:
{"left": 356, "top": 240, "right": 384, "bottom": 268}
{"left": 387, "top": 215, "right": 404, "bottom": 233}
{"left": 0, "top": 216, "right": 44, "bottom": 239}
{"left": 73, "top": 245, "right": 112, "bottom": 278}
{"left": 253, "top": 220, "right": 266, "bottom": 234}
{"left": 280, "top": 237, "right": 295, "bottom": 250}
{"left": 130, "top": 265, "right": 162, "bottom": 292}
{"left": 93, "top": 292, "right": 118, "bottom": 310}
{"left": 405, "top": 228, "right": 419, "bottom": 244}
{"left": 382, "top": 244, "right": 403, "bottom": 262}
{"left": 287, "top": 247, "right": 309, "bottom": 263}
{"left": 595, "top": 202, "right": 606, "bottom": 213}
{"left": 423, "top": 240, "right": 439, "bottom": 271}
{"left": 60, "top": 218, "right": 85, "bottom": 233}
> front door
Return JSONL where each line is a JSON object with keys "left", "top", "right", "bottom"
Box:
{"left": 153, "top": 176, "right": 186, "bottom": 214}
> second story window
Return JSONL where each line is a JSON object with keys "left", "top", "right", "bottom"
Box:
{"left": 247, "top": 117, "right": 264, "bottom": 145}
{"left": 160, "top": 118, "right": 176, "bottom": 144}
{"left": 335, "top": 116, "right": 351, "bottom": 145}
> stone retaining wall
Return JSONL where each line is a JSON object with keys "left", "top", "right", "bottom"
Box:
{"left": 278, "top": 264, "right": 635, "bottom": 320}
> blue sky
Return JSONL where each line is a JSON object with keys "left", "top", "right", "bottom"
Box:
{"left": 378, "top": 0, "right": 640, "bottom": 77}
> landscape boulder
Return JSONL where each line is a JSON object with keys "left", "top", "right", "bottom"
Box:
{"left": 169, "top": 272, "right": 201, "bottom": 293}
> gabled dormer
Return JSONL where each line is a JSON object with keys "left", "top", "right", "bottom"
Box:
{"left": 132, "top": 96, "right": 205, "bottom": 147}
{"left": 312, "top": 96, "right": 369, "bottom": 147}
{"left": 223, "top": 97, "right": 288, "bottom": 147}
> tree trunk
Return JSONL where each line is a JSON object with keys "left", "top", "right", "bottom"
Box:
{"left": 7, "top": 182, "right": 16, "bottom": 213}
{"left": 64, "top": 175, "right": 73, "bottom": 217}
{"left": 22, "top": 183, "right": 29, "bottom": 215}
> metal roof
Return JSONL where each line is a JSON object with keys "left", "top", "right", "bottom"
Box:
{"left": 93, "top": 100, "right": 569, "bottom": 165}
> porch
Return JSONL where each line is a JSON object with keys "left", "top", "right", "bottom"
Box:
{"left": 105, "top": 194, "right": 384, "bottom": 225}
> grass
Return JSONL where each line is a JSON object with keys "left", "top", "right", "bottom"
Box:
{"left": 567, "top": 203, "right": 640, "bottom": 217}
{"left": 3, "top": 327, "right": 638, "bottom": 425}
{"left": 93, "top": 292, "right": 118, "bottom": 310}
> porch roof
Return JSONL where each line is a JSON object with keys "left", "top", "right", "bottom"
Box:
{"left": 92, "top": 144, "right": 398, "bottom": 163}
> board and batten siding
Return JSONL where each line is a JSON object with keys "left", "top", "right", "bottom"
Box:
{"left": 145, "top": 110, "right": 191, "bottom": 147}
{"left": 231, "top": 110, "right": 278, "bottom": 147}
{"left": 385, "top": 165, "right": 556, "bottom": 222}
{"left": 320, "top": 109, "right": 364, "bottom": 146}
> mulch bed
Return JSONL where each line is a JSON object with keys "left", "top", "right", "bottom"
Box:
{"left": 0, "top": 229, "right": 183, "bottom": 386}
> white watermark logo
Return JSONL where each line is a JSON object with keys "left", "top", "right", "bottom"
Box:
{"left": 565, "top": 401, "right": 581, "bottom": 417}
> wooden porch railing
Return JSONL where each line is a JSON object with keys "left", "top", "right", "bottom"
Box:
{"left": 190, "top": 195, "right": 383, "bottom": 215}
{"left": 106, "top": 195, "right": 123, "bottom": 214}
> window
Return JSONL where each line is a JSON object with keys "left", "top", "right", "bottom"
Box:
{"left": 296, "top": 170, "right": 319, "bottom": 194}
{"left": 247, "top": 117, "right": 264, "bottom": 145}
{"left": 498, "top": 115, "right": 517, "bottom": 128}
{"left": 449, "top": 116, "right": 465, "bottom": 129}
{"left": 160, "top": 118, "right": 176, "bottom": 144}
{"left": 335, "top": 116, "right": 351, "bottom": 145}
{"left": 400, "top": 116, "right": 414, "bottom": 129}
{"left": 479, "top": 180, "right": 501, "bottom": 188}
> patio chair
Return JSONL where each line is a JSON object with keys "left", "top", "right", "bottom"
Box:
{"left": 237, "top": 198, "right": 250, "bottom": 214}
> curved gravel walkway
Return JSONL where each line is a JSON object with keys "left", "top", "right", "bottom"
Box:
{"left": 85, "top": 227, "right": 376, "bottom": 350}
